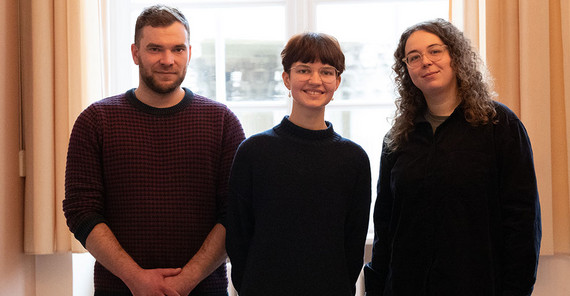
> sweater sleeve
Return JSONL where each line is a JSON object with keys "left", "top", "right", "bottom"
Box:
{"left": 344, "top": 146, "right": 372, "bottom": 291}
{"left": 364, "top": 139, "right": 395, "bottom": 295}
{"left": 62, "top": 106, "right": 108, "bottom": 247}
{"left": 215, "top": 108, "right": 245, "bottom": 225}
{"left": 225, "top": 140, "right": 255, "bottom": 292}
{"left": 495, "top": 106, "right": 541, "bottom": 296}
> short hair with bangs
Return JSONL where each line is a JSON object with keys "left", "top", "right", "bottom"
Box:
{"left": 281, "top": 32, "right": 345, "bottom": 75}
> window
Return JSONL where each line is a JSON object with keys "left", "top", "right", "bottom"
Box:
{"left": 106, "top": 0, "right": 448, "bottom": 136}
{"left": 106, "top": 0, "right": 448, "bottom": 234}
{"left": 74, "top": 1, "right": 450, "bottom": 295}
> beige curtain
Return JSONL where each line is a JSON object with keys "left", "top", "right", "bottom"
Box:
{"left": 482, "top": 0, "right": 570, "bottom": 255}
{"left": 21, "top": 0, "right": 104, "bottom": 254}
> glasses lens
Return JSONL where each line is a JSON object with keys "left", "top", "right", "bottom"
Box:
{"left": 406, "top": 53, "right": 422, "bottom": 68}
{"left": 292, "top": 66, "right": 337, "bottom": 83}
{"left": 404, "top": 45, "right": 446, "bottom": 68}
{"left": 319, "top": 67, "right": 338, "bottom": 83}
{"left": 293, "top": 66, "right": 311, "bottom": 74}
{"left": 427, "top": 45, "right": 445, "bottom": 61}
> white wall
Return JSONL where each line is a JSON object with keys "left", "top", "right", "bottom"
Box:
{"left": 534, "top": 255, "right": 570, "bottom": 295}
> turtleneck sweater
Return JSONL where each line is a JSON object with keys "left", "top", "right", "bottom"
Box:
{"left": 225, "top": 116, "right": 371, "bottom": 296}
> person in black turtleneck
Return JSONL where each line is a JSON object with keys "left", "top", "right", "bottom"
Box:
{"left": 224, "top": 32, "right": 371, "bottom": 296}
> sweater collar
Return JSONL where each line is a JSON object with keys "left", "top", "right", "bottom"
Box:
{"left": 274, "top": 116, "right": 338, "bottom": 142}
{"left": 126, "top": 87, "right": 193, "bottom": 116}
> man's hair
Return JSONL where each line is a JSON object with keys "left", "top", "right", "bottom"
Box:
{"left": 281, "top": 32, "right": 345, "bottom": 75}
{"left": 134, "top": 5, "right": 190, "bottom": 46}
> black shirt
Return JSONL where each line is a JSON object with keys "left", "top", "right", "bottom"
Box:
{"left": 365, "top": 102, "right": 541, "bottom": 296}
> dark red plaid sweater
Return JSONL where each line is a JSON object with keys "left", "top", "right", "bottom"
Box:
{"left": 63, "top": 88, "right": 245, "bottom": 295}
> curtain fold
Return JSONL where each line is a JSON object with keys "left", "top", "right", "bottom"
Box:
{"left": 551, "top": 0, "right": 570, "bottom": 254}
{"left": 22, "top": 0, "right": 103, "bottom": 254}
{"left": 21, "top": 0, "right": 55, "bottom": 255}
{"left": 484, "top": 0, "right": 570, "bottom": 255}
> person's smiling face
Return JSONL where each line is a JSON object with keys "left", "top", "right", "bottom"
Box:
{"left": 404, "top": 30, "right": 457, "bottom": 99}
{"left": 131, "top": 22, "right": 191, "bottom": 95}
{"left": 282, "top": 60, "right": 341, "bottom": 112}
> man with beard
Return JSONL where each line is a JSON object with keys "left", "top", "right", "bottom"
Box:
{"left": 63, "top": 5, "right": 245, "bottom": 296}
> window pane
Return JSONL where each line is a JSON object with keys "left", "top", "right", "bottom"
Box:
{"left": 225, "top": 40, "right": 286, "bottom": 101}
{"left": 181, "top": 5, "right": 286, "bottom": 101}
{"left": 232, "top": 110, "right": 285, "bottom": 137}
{"left": 316, "top": 0, "right": 449, "bottom": 103}
{"left": 114, "top": 2, "right": 286, "bottom": 102}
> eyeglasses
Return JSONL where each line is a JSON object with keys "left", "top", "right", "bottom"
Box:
{"left": 402, "top": 44, "right": 448, "bottom": 68}
{"left": 289, "top": 65, "right": 339, "bottom": 83}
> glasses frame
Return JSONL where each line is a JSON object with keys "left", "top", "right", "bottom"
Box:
{"left": 402, "top": 44, "right": 448, "bottom": 68}
{"left": 289, "top": 65, "right": 340, "bottom": 83}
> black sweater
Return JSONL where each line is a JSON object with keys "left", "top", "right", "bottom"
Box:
{"left": 225, "top": 116, "right": 371, "bottom": 296}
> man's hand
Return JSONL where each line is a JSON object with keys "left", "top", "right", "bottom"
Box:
{"left": 163, "top": 224, "right": 229, "bottom": 296}
{"left": 124, "top": 268, "right": 183, "bottom": 296}
{"left": 164, "top": 270, "right": 198, "bottom": 296}
{"left": 85, "top": 224, "right": 184, "bottom": 296}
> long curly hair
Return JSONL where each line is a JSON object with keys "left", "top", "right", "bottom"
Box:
{"left": 387, "top": 18, "right": 497, "bottom": 151}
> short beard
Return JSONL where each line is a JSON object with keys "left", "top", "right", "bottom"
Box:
{"left": 139, "top": 63, "right": 187, "bottom": 94}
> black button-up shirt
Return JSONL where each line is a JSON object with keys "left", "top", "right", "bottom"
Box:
{"left": 365, "top": 102, "right": 541, "bottom": 296}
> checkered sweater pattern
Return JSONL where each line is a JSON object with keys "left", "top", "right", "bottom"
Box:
{"left": 63, "top": 88, "right": 245, "bottom": 295}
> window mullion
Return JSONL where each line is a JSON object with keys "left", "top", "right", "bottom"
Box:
{"left": 214, "top": 17, "right": 227, "bottom": 103}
